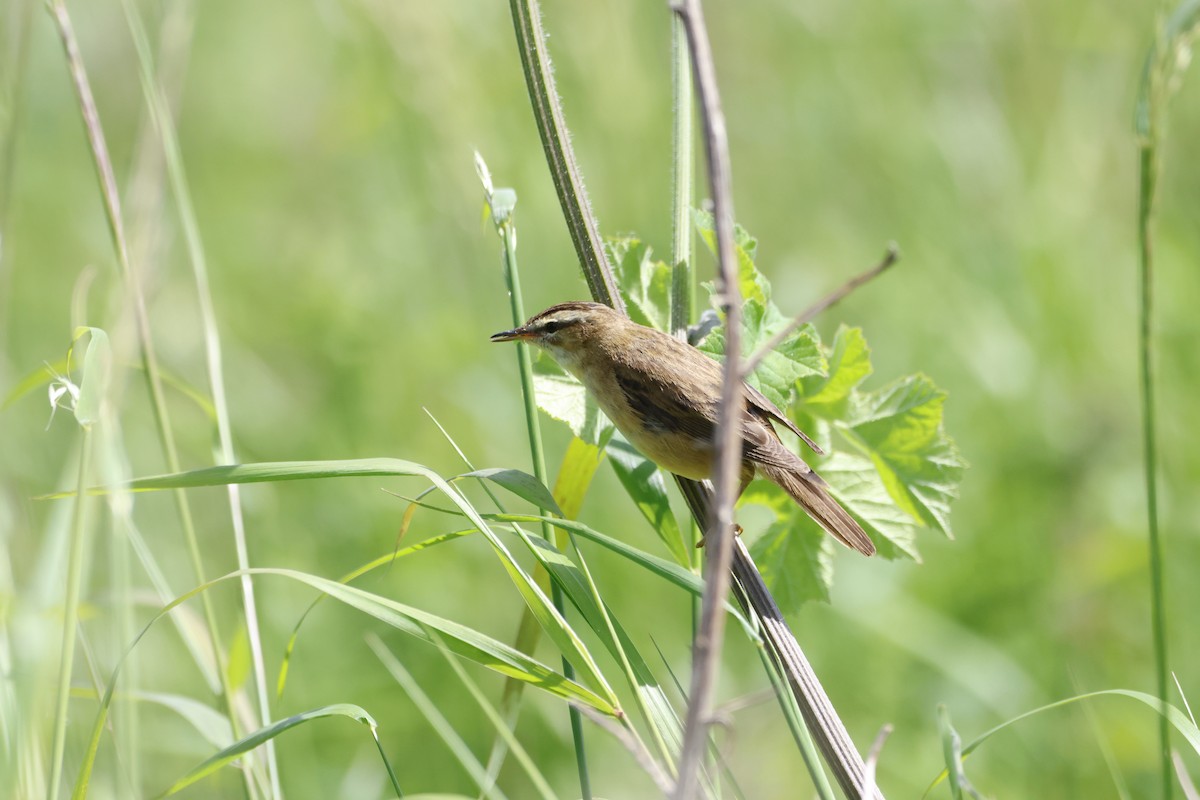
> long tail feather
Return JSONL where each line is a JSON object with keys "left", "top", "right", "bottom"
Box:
{"left": 760, "top": 463, "right": 876, "bottom": 556}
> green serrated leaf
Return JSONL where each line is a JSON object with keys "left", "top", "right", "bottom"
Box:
{"left": 819, "top": 451, "right": 922, "bottom": 561}
{"left": 692, "top": 208, "right": 769, "bottom": 305}
{"left": 802, "top": 325, "right": 872, "bottom": 414}
{"left": 845, "top": 374, "right": 966, "bottom": 536}
{"left": 699, "top": 300, "right": 825, "bottom": 413}
{"left": 531, "top": 359, "right": 613, "bottom": 446}
{"left": 749, "top": 516, "right": 834, "bottom": 606}
{"left": 606, "top": 236, "right": 672, "bottom": 331}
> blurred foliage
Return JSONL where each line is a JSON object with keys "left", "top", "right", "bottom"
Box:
{"left": 2, "top": 0, "right": 1198, "bottom": 797}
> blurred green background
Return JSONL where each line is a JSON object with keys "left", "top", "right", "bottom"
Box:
{"left": 2, "top": 0, "right": 1198, "bottom": 797}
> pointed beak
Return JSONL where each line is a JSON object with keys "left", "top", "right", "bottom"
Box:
{"left": 490, "top": 325, "right": 534, "bottom": 343}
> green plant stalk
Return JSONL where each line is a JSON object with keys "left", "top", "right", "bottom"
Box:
{"left": 120, "top": 2, "right": 279, "bottom": 794}
{"left": 757, "top": 646, "right": 835, "bottom": 800}
{"left": 368, "top": 635, "right": 509, "bottom": 800}
{"left": 432, "top": 631, "right": 558, "bottom": 800}
{"left": 498, "top": 216, "right": 592, "bottom": 798}
{"left": 669, "top": 12, "right": 695, "bottom": 343}
{"left": 47, "top": 428, "right": 93, "bottom": 800}
{"left": 1138, "top": 132, "right": 1172, "bottom": 800}
{"left": 669, "top": 12, "right": 705, "bottom": 638}
{"left": 563, "top": 534, "right": 676, "bottom": 772}
{"left": 507, "top": 0, "right": 624, "bottom": 314}
{"left": 47, "top": 3, "right": 247, "bottom": 786}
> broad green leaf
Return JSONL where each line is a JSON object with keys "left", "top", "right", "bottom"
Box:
{"left": 749, "top": 516, "right": 835, "bottom": 606}
{"left": 607, "top": 236, "right": 672, "bottom": 331}
{"left": 531, "top": 360, "right": 613, "bottom": 446}
{"left": 699, "top": 299, "right": 826, "bottom": 412}
{"left": 844, "top": 374, "right": 966, "bottom": 536}
{"left": 606, "top": 438, "right": 689, "bottom": 566}
{"left": 801, "top": 325, "right": 873, "bottom": 414}
{"left": 159, "top": 704, "right": 383, "bottom": 797}
{"left": 460, "top": 468, "right": 564, "bottom": 517}
{"left": 740, "top": 451, "right": 924, "bottom": 610}
{"left": 819, "top": 452, "right": 922, "bottom": 561}
{"left": 692, "top": 208, "right": 769, "bottom": 305}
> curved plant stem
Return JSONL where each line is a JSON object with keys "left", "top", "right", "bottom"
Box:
{"left": 506, "top": 0, "right": 624, "bottom": 313}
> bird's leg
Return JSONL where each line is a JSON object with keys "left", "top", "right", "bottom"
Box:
{"left": 695, "top": 463, "right": 754, "bottom": 548}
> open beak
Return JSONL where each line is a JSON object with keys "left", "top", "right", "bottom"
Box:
{"left": 490, "top": 326, "right": 534, "bottom": 343}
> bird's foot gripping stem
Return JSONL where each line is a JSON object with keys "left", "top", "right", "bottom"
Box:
{"left": 696, "top": 523, "right": 743, "bottom": 549}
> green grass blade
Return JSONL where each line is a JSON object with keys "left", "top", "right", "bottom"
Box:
{"left": 277, "top": 529, "right": 475, "bottom": 699}
{"left": 925, "top": 689, "right": 1200, "bottom": 797}
{"left": 71, "top": 566, "right": 615, "bottom": 800}
{"left": 368, "top": 636, "right": 506, "bottom": 800}
{"left": 157, "top": 704, "right": 387, "bottom": 798}
{"left": 432, "top": 635, "right": 558, "bottom": 800}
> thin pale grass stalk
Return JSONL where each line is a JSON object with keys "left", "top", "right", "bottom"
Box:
{"left": 1175, "top": 673, "right": 1197, "bottom": 726}
{"left": 0, "top": 0, "right": 35, "bottom": 357}
{"left": 1173, "top": 751, "right": 1200, "bottom": 800}
{"left": 47, "top": 429, "right": 93, "bottom": 800}
{"left": 1138, "top": 80, "right": 1172, "bottom": 800}
{"left": 428, "top": 629, "right": 558, "bottom": 800}
{"left": 367, "top": 634, "right": 509, "bottom": 800}
{"left": 479, "top": 157, "right": 592, "bottom": 797}
{"left": 861, "top": 724, "right": 893, "bottom": 800}
{"left": 45, "top": 4, "right": 247, "bottom": 790}
{"left": 671, "top": 1, "right": 744, "bottom": 797}
{"left": 573, "top": 703, "right": 675, "bottom": 795}
{"left": 120, "top": 1, "right": 279, "bottom": 793}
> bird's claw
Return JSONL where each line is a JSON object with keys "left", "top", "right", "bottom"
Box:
{"left": 695, "top": 523, "right": 743, "bottom": 549}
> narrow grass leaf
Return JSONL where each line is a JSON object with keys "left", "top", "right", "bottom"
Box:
{"left": 460, "top": 468, "right": 564, "bottom": 517}
{"left": 430, "top": 633, "right": 558, "bottom": 800}
{"left": 368, "top": 636, "right": 508, "bottom": 800}
{"left": 277, "top": 529, "right": 476, "bottom": 699}
{"left": 72, "top": 566, "right": 614, "bottom": 800}
{"left": 924, "top": 689, "right": 1200, "bottom": 796}
{"left": 158, "top": 704, "right": 381, "bottom": 797}
{"left": 47, "top": 458, "right": 620, "bottom": 709}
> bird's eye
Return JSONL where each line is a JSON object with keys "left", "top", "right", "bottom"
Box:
{"left": 541, "top": 320, "right": 562, "bottom": 334}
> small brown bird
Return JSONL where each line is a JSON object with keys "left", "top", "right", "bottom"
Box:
{"left": 491, "top": 301, "right": 875, "bottom": 556}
